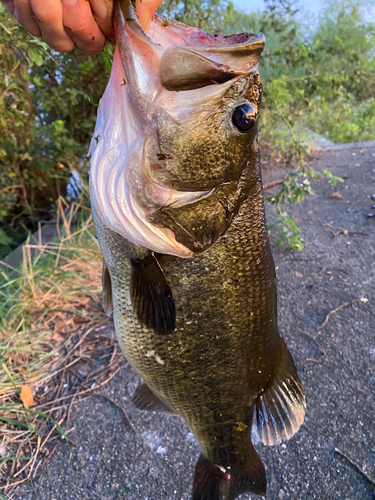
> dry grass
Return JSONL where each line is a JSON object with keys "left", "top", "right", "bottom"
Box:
{"left": 0, "top": 198, "right": 124, "bottom": 499}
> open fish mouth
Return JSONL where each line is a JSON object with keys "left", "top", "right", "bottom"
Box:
{"left": 89, "top": 0, "right": 265, "bottom": 257}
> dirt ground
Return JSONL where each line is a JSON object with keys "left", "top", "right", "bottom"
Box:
{"left": 19, "top": 143, "right": 375, "bottom": 500}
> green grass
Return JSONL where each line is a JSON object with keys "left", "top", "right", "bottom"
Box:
{"left": 0, "top": 198, "right": 104, "bottom": 494}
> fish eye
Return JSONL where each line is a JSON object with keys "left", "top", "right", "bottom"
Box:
{"left": 232, "top": 102, "right": 257, "bottom": 133}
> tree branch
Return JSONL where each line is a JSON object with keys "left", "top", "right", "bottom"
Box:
{"left": 0, "top": 184, "right": 23, "bottom": 196}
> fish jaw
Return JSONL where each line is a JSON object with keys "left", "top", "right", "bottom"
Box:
{"left": 90, "top": 0, "right": 265, "bottom": 257}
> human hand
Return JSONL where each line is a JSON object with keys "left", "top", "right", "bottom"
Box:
{"left": 1, "top": 0, "right": 114, "bottom": 55}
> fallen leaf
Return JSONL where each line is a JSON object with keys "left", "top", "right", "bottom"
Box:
{"left": 52, "top": 332, "right": 65, "bottom": 342}
{"left": 331, "top": 192, "right": 343, "bottom": 199}
{"left": 78, "top": 365, "right": 91, "bottom": 377}
{"left": 235, "top": 422, "right": 248, "bottom": 432}
{"left": 17, "top": 367, "right": 27, "bottom": 376}
{"left": 20, "top": 385, "right": 34, "bottom": 409}
{"left": 54, "top": 317, "right": 75, "bottom": 331}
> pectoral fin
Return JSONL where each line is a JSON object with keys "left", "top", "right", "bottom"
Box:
{"left": 130, "top": 252, "right": 176, "bottom": 335}
{"left": 254, "top": 336, "right": 306, "bottom": 446}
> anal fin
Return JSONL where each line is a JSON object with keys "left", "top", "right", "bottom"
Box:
{"left": 254, "top": 336, "right": 306, "bottom": 446}
{"left": 102, "top": 260, "right": 113, "bottom": 317}
{"left": 130, "top": 252, "right": 176, "bottom": 335}
{"left": 132, "top": 382, "right": 176, "bottom": 414}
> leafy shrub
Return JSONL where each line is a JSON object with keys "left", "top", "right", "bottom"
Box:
{"left": 0, "top": 7, "right": 112, "bottom": 256}
{"left": 267, "top": 171, "right": 315, "bottom": 250}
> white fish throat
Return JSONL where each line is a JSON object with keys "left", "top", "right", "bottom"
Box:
{"left": 89, "top": 49, "right": 195, "bottom": 258}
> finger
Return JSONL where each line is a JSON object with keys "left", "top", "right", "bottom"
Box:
{"left": 90, "top": 0, "right": 114, "bottom": 42}
{"left": 29, "top": 0, "right": 75, "bottom": 52}
{"left": 1, "top": 0, "right": 15, "bottom": 15}
{"left": 61, "top": 0, "right": 106, "bottom": 55}
{"left": 13, "top": 0, "right": 41, "bottom": 37}
{"left": 136, "top": 0, "right": 163, "bottom": 32}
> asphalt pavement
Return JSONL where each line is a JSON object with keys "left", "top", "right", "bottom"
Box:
{"left": 19, "top": 143, "right": 375, "bottom": 500}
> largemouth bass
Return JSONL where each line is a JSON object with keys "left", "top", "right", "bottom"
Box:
{"left": 89, "top": 1, "right": 306, "bottom": 498}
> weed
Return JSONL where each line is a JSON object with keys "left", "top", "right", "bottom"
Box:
{"left": 0, "top": 198, "right": 120, "bottom": 496}
{"left": 274, "top": 211, "right": 304, "bottom": 252}
{"left": 322, "top": 169, "right": 344, "bottom": 186}
{"left": 267, "top": 171, "right": 315, "bottom": 250}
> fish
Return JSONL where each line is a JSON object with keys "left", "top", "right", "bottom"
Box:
{"left": 89, "top": 0, "right": 306, "bottom": 498}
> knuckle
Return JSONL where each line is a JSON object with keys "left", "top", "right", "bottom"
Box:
{"left": 51, "top": 39, "right": 75, "bottom": 52}
{"left": 84, "top": 42, "right": 106, "bottom": 56}
{"left": 29, "top": 26, "right": 42, "bottom": 37}
{"left": 64, "top": 25, "right": 105, "bottom": 54}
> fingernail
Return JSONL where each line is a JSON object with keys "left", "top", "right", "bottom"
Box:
{"left": 62, "top": 0, "right": 78, "bottom": 5}
{"left": 91, "top": 0, "right": 109, "bottom": 19}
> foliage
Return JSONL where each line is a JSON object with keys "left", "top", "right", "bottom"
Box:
{"left": 271, "top": 210, "right": 304, "bottom": 251}
{"left": 0, "top": 7, "right": 113, "bottom": 257}
{"left": 267, "top": 171, "right": 315, "bottom": 250}
{"left": 322, "top": 169, "right": 344, "bottom": 186}
{"left": 158, "top": 0, "right": 237, "bottom": 32}
{"left": 268, "top": 172, "right": 315, "bottom": 206}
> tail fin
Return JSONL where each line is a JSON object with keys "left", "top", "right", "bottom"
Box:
{"left": 192, "top": 449, "right": 266, "bottom": 500}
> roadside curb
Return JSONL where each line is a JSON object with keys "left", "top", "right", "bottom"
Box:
{"left": 316, "top": 140, "right": 375, "bottom": 151}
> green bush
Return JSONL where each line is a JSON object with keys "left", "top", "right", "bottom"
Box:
{"left": 0, "top": 7, "right": 112, "bottom": 257}
{"left": 231, "top": 0, "right": 375, "bottom": 160}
